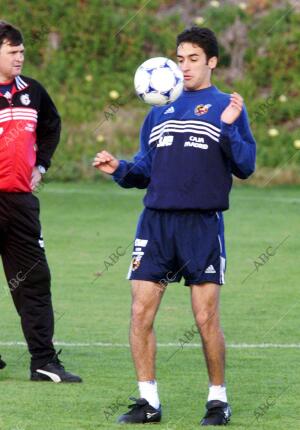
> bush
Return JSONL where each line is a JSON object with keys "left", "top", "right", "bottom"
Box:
{"left": 2, "top": 1, "right": 299, "bottom": 178}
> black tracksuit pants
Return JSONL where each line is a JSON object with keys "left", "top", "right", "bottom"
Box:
{"left": 0, "top": 192, "right": 56, "bottom": 371}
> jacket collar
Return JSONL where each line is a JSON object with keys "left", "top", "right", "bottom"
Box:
{"left": 15, "top": 75, "right": 29, "bottom": 91}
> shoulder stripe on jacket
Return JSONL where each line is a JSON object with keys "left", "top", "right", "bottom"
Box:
{"left": 15, "top": 76, "right": 29, "bottom": 90}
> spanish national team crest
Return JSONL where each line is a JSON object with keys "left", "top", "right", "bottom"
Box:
{"left": 20, "top": 93, "right": 31, "bottom": 106}
{"left": 194, "top": 104, "right": 211, "bottom": 116}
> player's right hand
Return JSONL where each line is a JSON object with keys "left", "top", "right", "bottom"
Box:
{"left": 92, "top": 150, "right": 119, "bottom": 174}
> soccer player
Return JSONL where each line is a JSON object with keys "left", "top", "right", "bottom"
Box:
{"left": 93, "top": 26, "right": 256, "bottom": 425}
{"left": 0, "top": 21, "right": 81, "bottom": 383}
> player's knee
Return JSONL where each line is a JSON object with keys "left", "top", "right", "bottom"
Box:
{"left": 131, "top": 302, "right": 147, "bottom": 321}
{"left": 195, "top": 309, "right": 219, "bottom": 333}
{"left": 131, "top": 302, "right": 153, "bottom": 329}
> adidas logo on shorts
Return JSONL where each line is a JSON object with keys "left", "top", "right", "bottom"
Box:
{"left": 204, "top": 265, "right": 216, "bottom": 274}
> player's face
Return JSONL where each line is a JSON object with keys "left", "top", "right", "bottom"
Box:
{"left": 0, "top": 40, "right": 24, "bottom": 82}
{"left": 177, "top": 42, "right": 217, "bottom": 91}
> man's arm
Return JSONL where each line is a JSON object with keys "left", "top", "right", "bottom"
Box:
{"left": 30, "top": 84, "right": 61, "bottom": 191}
{"left": 111, "top": 147, "right": 152, "bottom": 189}
{"left": 93, "top": 148, "right": 152, "bottom": 189}
{"left": 35, "top": 84, "right": 61, "bottom": 170}
{"left": 93, "top": 111, "right": 153, "bottom": 189}
{"left": 220, "top": 93, "right": 256, "bottom": 179}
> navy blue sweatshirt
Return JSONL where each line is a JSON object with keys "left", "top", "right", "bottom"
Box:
{"left": 112, "top": 85, "right": 256, "bottom": 211}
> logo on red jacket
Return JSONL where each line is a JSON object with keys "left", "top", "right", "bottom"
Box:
{"left": 194, "top": 104, "right": 212, "bottom": 116}
{"left": 20, "top": 94, "right": 31, "bottom": 106}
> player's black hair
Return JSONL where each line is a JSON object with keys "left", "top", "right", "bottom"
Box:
{"left": 0, "top": 21, "right": 23, "bottom": 48}
{"left": 176, "top": 26, "right": 219, "bottom": 60}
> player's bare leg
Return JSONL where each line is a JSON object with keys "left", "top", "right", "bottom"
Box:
{"left": 130, "top": 280, "right": 165, "bottom": 381}
{"left": 191, "top": 283, "right": 231, "bottom": 425}
{"left": 117, "top": 280, "right": 164, "bottom": 423}
{"left": 190, "top": 282, "right": 225, "bottom": 385}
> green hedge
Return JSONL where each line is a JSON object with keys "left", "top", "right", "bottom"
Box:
{"left": 2, "top": 1, "right": 300, "bottom": 179}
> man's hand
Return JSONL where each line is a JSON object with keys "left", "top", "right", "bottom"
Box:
{"left": 31, "top": 166, "right": 42, "bottom": 191}
{"left": 221, "top": 92, "right": 243, "bottom": 125}
{"left": 92, "top": 150, "right": 119, "bottom": 174}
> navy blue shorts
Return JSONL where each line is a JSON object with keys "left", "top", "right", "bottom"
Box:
{"left": 127, "top": 208, "right": 226, "bottom": 286}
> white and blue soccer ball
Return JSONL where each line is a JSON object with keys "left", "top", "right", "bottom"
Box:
{"left": 134, "top": 57, "right": 184, "bottom": 106}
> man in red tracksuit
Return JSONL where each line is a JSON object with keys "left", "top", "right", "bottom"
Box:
{"left": 0, "top": 21, "right": 81, "bottom": 383}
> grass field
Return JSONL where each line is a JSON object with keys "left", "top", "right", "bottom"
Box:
{"left": 0, "top": 182, "right": 299, "bottom": 430}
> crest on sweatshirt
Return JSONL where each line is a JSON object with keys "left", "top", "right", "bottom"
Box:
{"left": 20, "top": 93, "right": 31, "bottom": 106}
{"left": 194, "top": 104, "right": 211, "bottom": 116}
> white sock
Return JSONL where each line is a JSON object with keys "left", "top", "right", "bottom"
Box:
{"left": 138, "top": 380, "right": 160, "bottom": 409}
{"left": 208, "top": 385, "right": 227, "bottom": 403}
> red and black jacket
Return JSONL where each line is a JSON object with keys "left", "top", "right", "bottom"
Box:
{"left": 0, "top": 75, "right": 61, "bottom": 192}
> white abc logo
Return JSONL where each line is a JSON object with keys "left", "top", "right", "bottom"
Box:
{"left": 20, "top": 93, "right": 31, "bottom": 106}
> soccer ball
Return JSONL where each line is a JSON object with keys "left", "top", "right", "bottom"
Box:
{"left": 134, "top": 57, "right": 184, "bottom": 106}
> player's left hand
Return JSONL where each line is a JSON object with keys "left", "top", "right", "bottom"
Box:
{"left": 221, "top": 92, "right": 243, "bottom": 125}
{"left": 31, "top": 167, "right": 42, "bottom": 191}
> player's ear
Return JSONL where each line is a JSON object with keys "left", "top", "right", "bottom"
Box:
{"left": 208, "top": 56, "right": 218, "bottom": 70}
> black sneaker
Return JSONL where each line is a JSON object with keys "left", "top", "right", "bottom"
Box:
{"left": 30, "top": 349, "right": 82, "bottom": 383}
{"left": 0, "top": 355, "right": 6, "bottom": 369}
{"left": 200, "top": 400, "right": 231, "bottom": 426}
{"left": 117, "top": 397, "right": 162, "bottom": 424}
